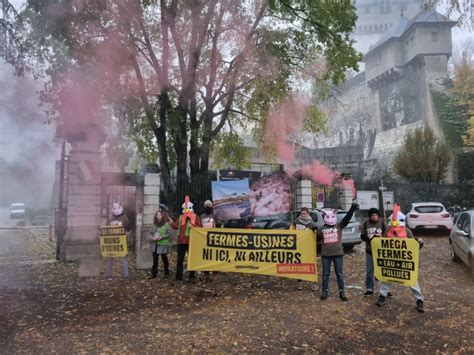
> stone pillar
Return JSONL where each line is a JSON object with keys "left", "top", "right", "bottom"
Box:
{"left": 338, "top": 186, "right": 354, "bottom": 210}
{"left": 295, "top": 180, "right": 313, "bottom": 209}
{"left": 136, "top": 173, "right": 160, "bottom": 269}
{"left": 62, "top": 124, "right": 105, "bottom": 276}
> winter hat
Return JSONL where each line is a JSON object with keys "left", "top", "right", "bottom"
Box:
{"left": 368, "top": 208, "right": 380, "bottom": 217}
{"left": 204, "top": 200, "right": 213, "bottom": 207}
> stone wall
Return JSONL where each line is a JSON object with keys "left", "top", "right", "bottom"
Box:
{"left": 308, "top": 57, "right": 448, "bottom": 180}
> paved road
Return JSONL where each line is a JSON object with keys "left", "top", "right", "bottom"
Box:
{"left": 0, "top": 207, "right": 16, "bottom": 228}
{"left": 0, "top": 227, "right": 55, "bottom": 288}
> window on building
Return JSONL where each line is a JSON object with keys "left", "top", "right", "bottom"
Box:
{"left": 375, "top": 52, "right": 382, "bottom": 65}
{"left": 431, "top": 32, "right": 439, "bottom": 42}
{"left": 365, "top": 6, "right": 370, "bottom": 14}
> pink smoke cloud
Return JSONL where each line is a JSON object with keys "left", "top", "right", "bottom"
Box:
{"left": 299, "top": 160, "right": 336, "bottom": 185}
{"left": 263, "top": 95, "right": 336, "bottom": 181}
{"left": 264, "top": 94, "right": 356, "bottom": 193}
{"left": 263, "top": 96, "right": 309, "bottom": 162}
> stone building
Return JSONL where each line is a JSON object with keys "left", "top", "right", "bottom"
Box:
{"left": 352, "top": 0, "right": 425, "bottom": 54}
{"left": 304, "top": 9, "right": 455, "bottom": 181}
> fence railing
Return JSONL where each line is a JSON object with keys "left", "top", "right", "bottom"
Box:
{"left": 355, "top": 181, "right": 474, "bottom": 211}
{"left": 159, "top": 174, "right": 474, "bottom": 219}
{"left": 160, "top": 174, "right": 213, "bottom": 217}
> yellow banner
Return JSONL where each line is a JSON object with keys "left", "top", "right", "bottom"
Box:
{"left": 100, "top": 226, "right": 128, "bottom": 257}
{"left": 371, "top": 237, "right": 420, "bottom": 287}
{"left": 188, "top": 228, "right": 317, "bottom": 282}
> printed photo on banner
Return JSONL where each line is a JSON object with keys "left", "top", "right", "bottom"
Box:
{"left": 249, "top": 173, "right": 292, "bottom": 217}
{"left": 211, "top": 179, "right": 251, "bottom": 221}
{"left": 100, "top": 226, "right": 128, "bottom": 257}
{"left": 212, "top": 173, "right": 292, "bottom": 221}
{"left": 371, "top": 237, "right": 420, "bottom": 287}
{"left": 187, "top": 227, "right": 317, "bottom": 282}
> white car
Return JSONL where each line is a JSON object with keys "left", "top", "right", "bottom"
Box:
{"left": 449, "top": 210, "right": 474, "bottom": 277}
{"left": 10, "top": 203, "right": 26, "bottom": 219}
{"left": 406, "top": 202, "right": 453, "bottom": 234}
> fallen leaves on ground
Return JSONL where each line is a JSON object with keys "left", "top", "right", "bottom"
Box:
{"left": 0, "top": 230, "right": 473, "bottom": 353}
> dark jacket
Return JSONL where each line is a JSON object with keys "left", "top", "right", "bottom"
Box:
{"left": 317, "top": 204, "right": 357, "bottom": 257}
{"left": 110, "top": 213, "right": 131, "bottom": 232}
{"left": 293, "top": 216, "right": 317, "bottom": 231}
{"left": 361, "top": 219, "right": 387, "bottom": 254}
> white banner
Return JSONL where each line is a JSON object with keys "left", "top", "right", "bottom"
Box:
{"left": 357, "top": 191, "right": 379, "bottom": 210}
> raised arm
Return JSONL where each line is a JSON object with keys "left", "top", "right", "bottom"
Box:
{"left": 340, "top": 203, "right": 358, "bottom": 229}
{"left": 168, "top": 217, "right": 179, "bottom": 230}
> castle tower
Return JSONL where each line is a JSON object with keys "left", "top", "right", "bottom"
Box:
{"left": 352, "top": 0, "right": 425, "bottom": 54}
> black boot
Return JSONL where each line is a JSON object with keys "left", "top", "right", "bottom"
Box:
{"left": 416, "top": 300, "right": 425, "bottom": 313}
{"left": 320, "top": 290, "right": 328, "bottom": 300}
{"left": 376, "top": 295, "right": 386, "bottom": 306}
{"left": 339, "top": 291, "right": 348, "bottom": 302}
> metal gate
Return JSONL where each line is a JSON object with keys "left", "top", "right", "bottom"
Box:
{"left": 55, "top": 139, "right": 69, "bottom": 260}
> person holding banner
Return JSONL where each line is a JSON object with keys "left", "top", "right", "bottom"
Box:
{"left": 375, "top": 206, "right": 425, "bottom": 313}
{"left": 106, "top": 202, "right": 131, "bottom": 279}
{"left": 169, "top": 196, "right": 202, "bottom": 283}
{"left": 149, "top": 208, "right": 172, "bottom": 279}
{"left": 200, "top": 200, "right": 218, "bottom": 282}
{"left": 317, "top": 203, "right": 358, "bottom": 301}
{"left": 201, "top": 200, "right": 217, "bottom": 229}
{"left": 293, "top": 207, "right": 318, "bottom": 291}
{"left": 361, "top": 208, "right": 387, "bottom": 296}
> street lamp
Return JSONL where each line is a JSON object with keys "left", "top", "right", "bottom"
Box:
{"left": 379, "top": 179, "right": 387, "bottom": 222}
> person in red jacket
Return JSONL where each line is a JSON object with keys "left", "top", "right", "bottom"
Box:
{"left": 169, "top": 196, "right": 202, "bottom": 282}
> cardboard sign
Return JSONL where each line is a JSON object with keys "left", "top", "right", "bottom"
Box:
{"left": 100, "top": 226, "right": 128, "bottom": 257}
{"left": 371, "top": 237, "right": 420, "bottom": 287}
{"left": 188, "top": 228, "right": 317, "bottom": 282}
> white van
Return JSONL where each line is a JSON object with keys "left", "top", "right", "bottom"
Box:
{"left": 10, "top": 203, "right": 26, "bottom": 219}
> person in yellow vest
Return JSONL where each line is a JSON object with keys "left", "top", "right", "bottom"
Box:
{"left": 375, "top": 205, "right": 425, "bottom": 313}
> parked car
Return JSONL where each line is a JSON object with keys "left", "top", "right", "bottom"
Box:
{"left": 336, "top": 210, "right": 362, "bottom": 250}
{"left": 261, "top": 208, "right": 361, "bottom": 251}
{"left": 10, "top": 203, "right": 26, "bottom": 219}
{"left": 223, "top": 213, "right": 290, "bottom": 230}
{"left": 406, "top": 202, "right": 453, "bottom": 235}
{"left": 449, "top": 210, "right": 474, "bottom": 277}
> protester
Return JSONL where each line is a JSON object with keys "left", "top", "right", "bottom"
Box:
{"left": 106, "top": 202, "right": 131, "bottom": 279}
{"left": 375, "top": 205, "right": 425, "bottom": 313}
{"left": 200, "top": 200, "right": 218, "bottom": 281}
{"left": 201, "top": 200, "right": 217, "bottom": 228}
{"left": 317, "top": 202, "right": 358, "bottom": 301}
{"left": 293, "top": 207, "right": 318, "bottom": 291}
{"left": 360, "top": 207, "right": 387, "bottom": 296}
{"left": 149, "top": 207, "right": 172, "bottom": 279}
{"left": 169, "top": 196, "right": 202, "bottom": 283}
